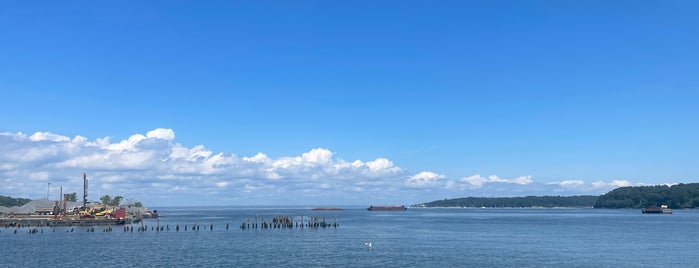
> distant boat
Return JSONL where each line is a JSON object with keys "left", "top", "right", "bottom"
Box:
{"left": 312, "top": 207, "right": 344, "bottom": 211}
{"left": 642, "top": 205, "right": 672, "bottom": 214}
{"left": 141, "top": 209, "right": 159, "bottom": 219}
{"left": 367, "top": 205, "right": 407, "bottom": 211}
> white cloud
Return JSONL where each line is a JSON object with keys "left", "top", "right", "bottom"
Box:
{"left": 301, "top": 148, "right": 333, "bottom": 164}
{"left": 547, "top": 180, "right": 585, "bottom": 188}
{"left": 243, "top": 153, "right": 271, "bottom": 164}
{"left": 461, "top": 174, "right": 487, "bottom": 187}
{"left": 366, "top": 158, "right": 393, "bottom": 172}
{"left": 0, "top": 129, "right": 414, "bottom": 204}
{"left": 0, "top": 128, "right": 661, "bottom": 205}
{"left": 406, "top": 171, "right": 446, "bottom": 187}
{"left": 512, "top": 176, "right": 533, "bottom": 185}
{"left": 460, "top": 174, "right": 533, "bottom": 188}
{"left": 215, "top": 181, "right": 230, "bottom": 188}
{"left": 146, "top": 128, "right": 175, "bottom": 141}
{"left": 243, "top": 183, "right": 273, "bottom": 193}
{"left": 592, "top": 180, "right": 631, "bottom": 188}
{"left": 610, "top": 180, "right": 632, "bottom": 187}
{"left": 29, "top": 172, "right": 50, "bottom": 181}
{"left": 29, "top": 132, "right": 70, "bottom": 142}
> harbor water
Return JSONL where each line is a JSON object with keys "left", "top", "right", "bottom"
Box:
{"left": 3, "top": 207, "right": 699, "bottom": 267}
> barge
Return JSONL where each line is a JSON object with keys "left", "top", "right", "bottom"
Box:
{"left": 367, "top": 205, "right": 407, "bottom": 211}
{"left": 642, "top": 205, "right": 672, "bottom": 214}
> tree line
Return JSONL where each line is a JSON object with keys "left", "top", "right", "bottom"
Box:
{"left": 416, "top": 195, "right": 599, "bottom": 208}
{"left": 417, "top": 184, "right": 699, "bottom": 209}
{"left": 594, "top": 183, "right": 699, "bottom": 209}
{"left": 98, "top": 194, "right": 142, "bottom": 207}
{"left": 62, "top": 192, "right": 142, "bottom": 207}
{"left": 0, "top": 195, "right": 32, "bottom": 207}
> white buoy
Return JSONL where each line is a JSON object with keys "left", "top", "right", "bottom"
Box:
{"left": 365, "top": 242, "right": 373, "bottom": 249}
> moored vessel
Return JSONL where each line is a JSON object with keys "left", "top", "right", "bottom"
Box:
{"left": 140, "top": 209, "right": 159, "bottom": 219}
{"left": 367, "top": 205, "right": 407, "bottom": 211}
{"left": 642, "top": 205, "right": 672, "bottom": 214}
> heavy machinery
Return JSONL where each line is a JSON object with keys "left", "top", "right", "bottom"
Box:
{"left": 78, "top": 204, "right": 114, "bottom": 218}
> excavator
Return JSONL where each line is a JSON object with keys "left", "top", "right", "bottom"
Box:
{"left": 79, "top": 204, "right": 114, "bottom": 218}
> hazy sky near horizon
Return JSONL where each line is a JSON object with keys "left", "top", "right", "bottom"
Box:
{"left": 1, "top": 1, "right": 697, "bottom": 206}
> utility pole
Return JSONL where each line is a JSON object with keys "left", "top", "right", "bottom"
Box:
{"left": 83, "top": 173, "right": 88, "bottom": 209}
{"left": 60, "top": 186, "right": 63, "bottom": 214}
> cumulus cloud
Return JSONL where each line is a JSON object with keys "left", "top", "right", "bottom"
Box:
{"left": 459, "top": 174, "right": 533, "bottom": 188}
{"left": 547, "top": 180, "right": 585, "bottom": 188}
{"left": 460, "top": 174, "right": 488, "bottom": 188}
{"left": 446, "top": 176, "right": 640, "bottom": 197}
{"left": 0, "top": 128, "right": 655, "bottom": 205}
{"left": 146, "top": 128, "right": 175, "bottom": 141}
{"left": 592, "top": 180, "right": 631, "bottom": 188}
{"left": 406, "top": 171, "right": 446, "bottom": 187}
{"left": 29, "top": 132, "right": 71, "bottom": 142}
{"left": 0, "top": 128, "right": 412, "bottom": 205}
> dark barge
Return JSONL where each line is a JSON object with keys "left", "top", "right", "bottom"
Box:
{"left": 367, "top": 205, "right": 407, "bottom": 211}
{"left": 642, "top": 205, "right": 672, "bottom": 214}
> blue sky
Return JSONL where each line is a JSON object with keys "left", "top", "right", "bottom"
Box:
{"left": 1, "top": 1, "right": 697, "bottom": 206}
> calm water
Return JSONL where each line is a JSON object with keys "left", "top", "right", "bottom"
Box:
{"left": 3, "top": 207, "right": 698, "bottom": 267}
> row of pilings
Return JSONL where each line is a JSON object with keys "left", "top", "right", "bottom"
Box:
{"left": 240, "top": 215, "right": 338, "bottom": 230}
{"left": 3, "top": 221, "right": 48, "bottom": 228}
{"left": 4, "top": 225, "right": 114, "bottom": 234}
{"left": 1, "top": 215, "right": 339, "bottom": 234}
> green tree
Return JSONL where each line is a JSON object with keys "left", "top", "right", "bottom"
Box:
{"left": 0, "top": 195, "right": 31, "bottom": 207}
{"left": 110, "top": 196, "right": 123, "bottom": 206}
{"left": 100, "top": 195, "right": 111, "bottom": 205}
{"left": 64, "top": 192, "right": 77, "bottom": 202}
{"left": 134, "top": 201, "right": 143, "bottom": 207}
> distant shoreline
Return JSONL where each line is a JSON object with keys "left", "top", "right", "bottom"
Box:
{"left": 414, "top": 195, "right": 599, "bottom": 208}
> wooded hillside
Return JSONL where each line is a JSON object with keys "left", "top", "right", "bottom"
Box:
{"left": 0, "top": 195, "right": 32, "bottom": 207}
{"left": 594, "top": 183, "right": 699, "bottom": 209}
{"left": 415, "top": 195, "right": 599, "bottom": 208}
